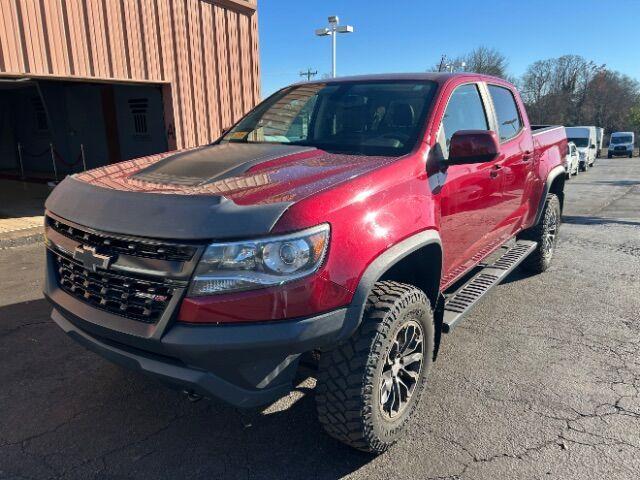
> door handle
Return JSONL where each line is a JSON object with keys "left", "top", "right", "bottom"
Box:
{"left": 489, "top": 164, "right": 501, "bottom": 178}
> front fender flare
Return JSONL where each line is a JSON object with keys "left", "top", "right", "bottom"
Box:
{"left": 334, "top": 229, "right": 442, "bottom": 343}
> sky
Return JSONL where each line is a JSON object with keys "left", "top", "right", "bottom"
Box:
{"left": 258, "top": 0, "right": 640, "bottom": 96}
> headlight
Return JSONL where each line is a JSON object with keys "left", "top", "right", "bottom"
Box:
{"left": 189, "top": 224, "right": 330, "bottom": 296}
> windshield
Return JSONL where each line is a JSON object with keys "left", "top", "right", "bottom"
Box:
{"left": 611, "top": 135, "right": 632, "bottom": 144}
{"left": 568, "top": 137, "right": 589, "bottom": 148}
{"left": 221, "top": 80, "right": 438, "bottom": 156}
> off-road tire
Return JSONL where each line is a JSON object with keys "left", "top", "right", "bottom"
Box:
{"left": 520, "top": 193, "right": 561, "bottom": 273}
{"left": 315, "top": 281, "right": 434, "bottom": 453}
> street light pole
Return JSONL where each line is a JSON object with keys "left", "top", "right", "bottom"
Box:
{"left": 315, "top": 16, "right": 354, "bottom": 78}
{"left": 332, "top": 26, "right": 337, "bottom": 77}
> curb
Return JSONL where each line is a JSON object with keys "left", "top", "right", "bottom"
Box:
{"left": 0, "top": 227, "right": 45, "bottom": 249}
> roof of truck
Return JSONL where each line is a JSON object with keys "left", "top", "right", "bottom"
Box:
{"left": 293, "top": 72, "right": 510, "bottom": 86}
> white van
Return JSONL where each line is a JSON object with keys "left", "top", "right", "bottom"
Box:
{"left": 596, "top": 127, "right": 604, "bottom": 157}
{"left": 565, "top": 126, "right": 597, "bottom": 170}
{"left": 608, "top": 132, "right": 635, "bottom": 158}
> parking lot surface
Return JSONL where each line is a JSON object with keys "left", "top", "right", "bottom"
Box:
{"left": 1, "top": 158, "right": 639, "bottom": 480}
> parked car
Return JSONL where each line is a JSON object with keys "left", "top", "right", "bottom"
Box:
{"left": 608, "top": 131, "right": 635, "bottom": 158}
{"left": 44, "top": 73, "right": 567, "bottom": 453}
{"left": 566, "top": 126, "right": 597, "bottom": 170}
{"left": 565, "top": 141, "right": 580, "bottom": 178}
{"left": 596, "top": 127, "right": 604, "bottom": 158}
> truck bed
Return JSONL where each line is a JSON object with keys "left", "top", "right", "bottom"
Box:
{"left": 531, "top": 125, "right": 564, "bottom": 135}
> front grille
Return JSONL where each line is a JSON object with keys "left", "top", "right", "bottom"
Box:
{"left": 614, "top": 146, "right": 626, "bottom": 151}
{"left": 47, "top": 216, "right": 196, "bottom": 262}
{"left": 54, "top": 254, "right": 174, "bottom": 324}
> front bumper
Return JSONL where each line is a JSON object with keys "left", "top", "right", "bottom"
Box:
{"left": 49, "top": 299, "right": 348, "bottom": 408}
{"left": 44, "top": 215, "right": 354, "bottom": 408}
{"left": 609, "top": 148, "right": 632, "bottom": 156}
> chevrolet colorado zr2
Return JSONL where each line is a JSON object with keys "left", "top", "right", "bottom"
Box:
{"left": 44, "top": 73, "right": 567, "bottom": 453}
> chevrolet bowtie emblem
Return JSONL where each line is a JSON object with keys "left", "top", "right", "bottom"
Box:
{"left": 73, "top": 245, "right": 115, "bottom": 272}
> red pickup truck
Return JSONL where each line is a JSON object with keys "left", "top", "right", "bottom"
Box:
{"left": 44, "top": 73, "right": 567, "bottom": 453}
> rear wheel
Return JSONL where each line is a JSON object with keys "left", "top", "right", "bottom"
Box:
{"left": 520, "top": 194, "right": 561, "bottom": 274}
{"left": 315, "top": 281, "right": 434, "bottom": 453}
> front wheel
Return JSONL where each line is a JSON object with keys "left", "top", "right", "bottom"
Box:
{"left": 315, "top": 281, "right": 434, "bottom": 453}
{"left": 519, "top": 193, "right": 561, "bottom": 274}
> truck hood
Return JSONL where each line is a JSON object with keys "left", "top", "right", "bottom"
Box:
{"left": 46, "top": 143, "right": 397, "bottom": 240}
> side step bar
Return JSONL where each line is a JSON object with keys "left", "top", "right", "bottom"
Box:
{"left": 442, "top": 240, "right": 537, "bottom": 333}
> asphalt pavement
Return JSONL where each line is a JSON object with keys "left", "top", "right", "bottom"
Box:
{"left": 1, "top": 157, "right": 639, "bottom": 479}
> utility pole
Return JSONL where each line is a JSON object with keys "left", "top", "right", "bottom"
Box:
{"left": 437, "top": 55, "right": 466, "bottom": 73}
{"left": 438, "top": 54, "right": 447, "bottom": 72}
{"left": 299, "top": 68, "right": 318, "bottom": 82}
{"left": 315, "top": 16, "right": 354, "bottom": 78}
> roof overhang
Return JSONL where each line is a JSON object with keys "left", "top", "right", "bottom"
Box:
{"left": 209, "top": 0, "right": 257, "bottom": 15}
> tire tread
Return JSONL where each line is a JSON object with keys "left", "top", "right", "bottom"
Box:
{"left": 316, "top": 281, "right": 433, "bottom": 453}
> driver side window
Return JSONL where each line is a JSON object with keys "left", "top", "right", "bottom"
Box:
{"left": 438, "top": 84, "right": 489, "bottom": 158}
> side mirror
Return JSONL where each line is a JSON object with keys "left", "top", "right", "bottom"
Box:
{"left": 590, "top": 144, "right": 596, "bottom": 149}
{"left": 447, "top": 130, "right": 500, "bottom": 165}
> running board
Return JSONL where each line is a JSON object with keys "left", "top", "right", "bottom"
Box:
{"left": 442, "top": 240, "right": 537, "bottom": 333}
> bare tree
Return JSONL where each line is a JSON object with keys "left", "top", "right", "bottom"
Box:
{"left": 458, "top": 46, "right": 509, "bottom": 78}
{"left": 522, "top": 55, "right": 638, "bottom": 134}
{"left": 429, "top": 47, "right": 509, "bottom": 78}
{"left": 430, "top": 50, "right": 640, "bottom": 136}
{"left": 581, "top": 70, "right": 639, "bottom": 134}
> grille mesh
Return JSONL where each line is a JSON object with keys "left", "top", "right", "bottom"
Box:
{"left": 47, "top": 217, "right": 196, "bottom": 262}
{"left": 55, "top": 254, "right": 174, "bottom": 324}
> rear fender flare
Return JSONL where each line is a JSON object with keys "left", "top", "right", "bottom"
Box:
{"left": 335, "top": 229, "right": 442, "bottom": 343}
{"left": 533, "top": 165, "right": 565, "bottom": 226}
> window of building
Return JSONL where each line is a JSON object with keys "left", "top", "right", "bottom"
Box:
{"left": 488, "top": 85, "right": 523, "bottom": 142}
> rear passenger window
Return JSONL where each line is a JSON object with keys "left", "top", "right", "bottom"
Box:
{"left": 488, "top": 85, "right": 523, "bottom": 141}
{"left": 441, "top": 84, "right": 489, "bottom": 149}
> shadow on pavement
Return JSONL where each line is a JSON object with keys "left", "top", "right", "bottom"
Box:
{"left": 0, "top": 298, "right": 372, "bottom": 479}
{"left": 498, "top": 266, "right": 532, "bottom": 286}
{"left": 592, "top": 179, "right": 640, "bottom": 187}
{"left": 562, "top": 215, "right": 640, "bottom": 227}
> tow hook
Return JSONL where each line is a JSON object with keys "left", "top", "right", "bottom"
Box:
{"left": 183, "top": 390, "right": 203, "bottom": 403}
